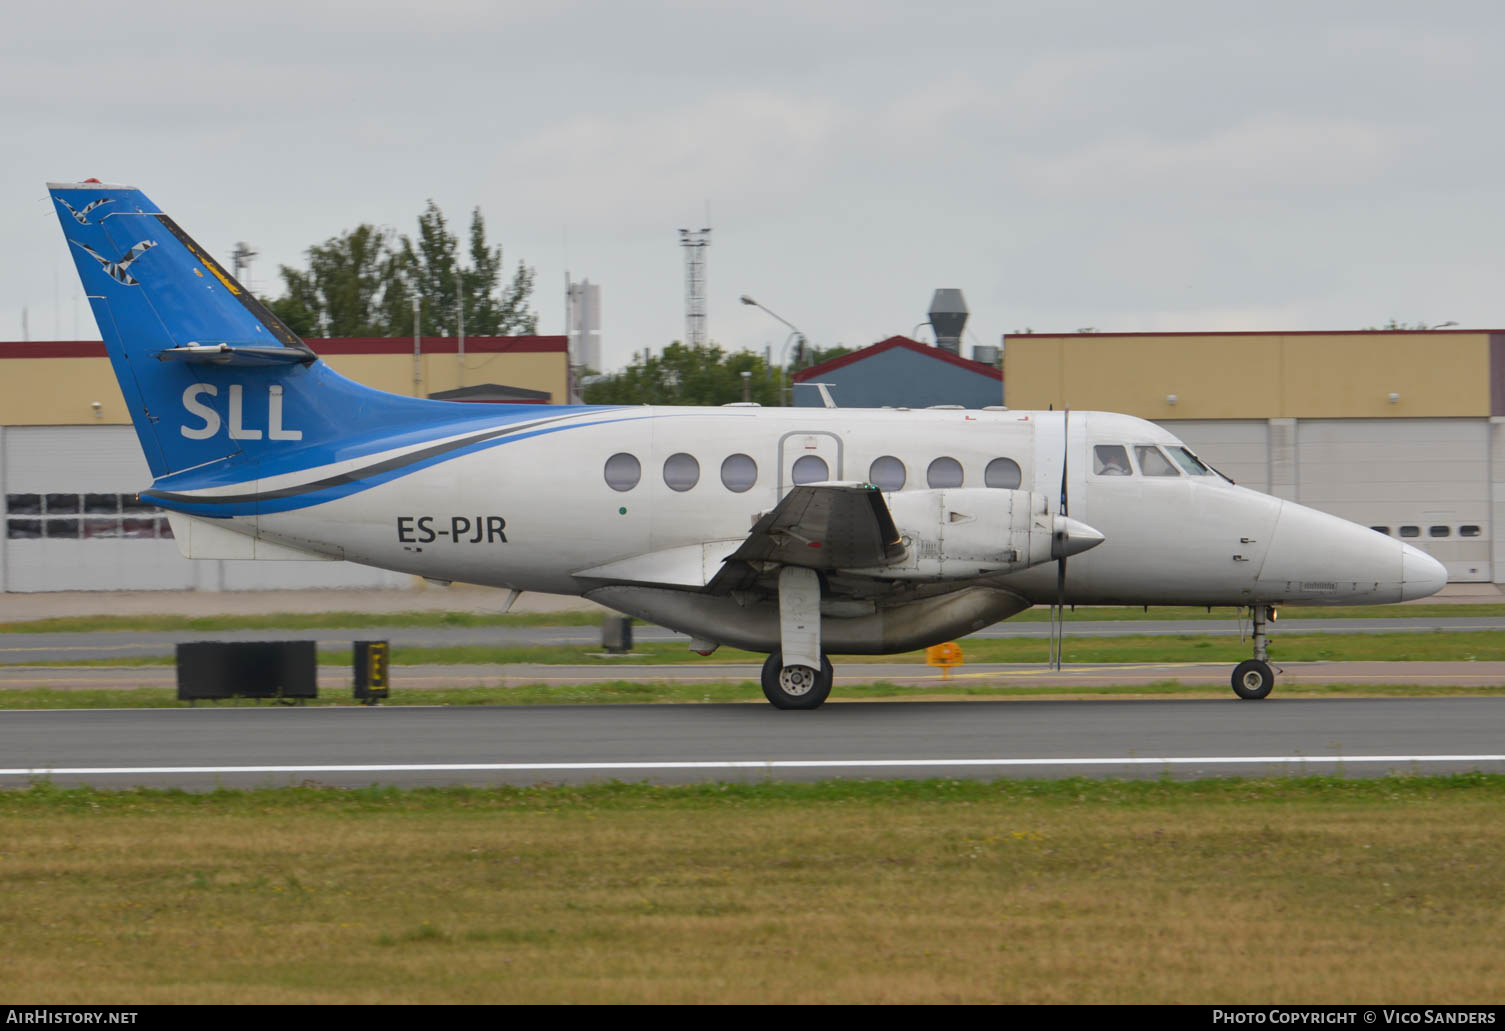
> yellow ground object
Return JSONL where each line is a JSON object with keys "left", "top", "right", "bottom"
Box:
{"left": 925, "top": 641, "right": 964, "bottom": 679}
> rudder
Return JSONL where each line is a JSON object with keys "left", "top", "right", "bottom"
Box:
{"left": 51, "top": 180, "right": 317, "bottom": 477}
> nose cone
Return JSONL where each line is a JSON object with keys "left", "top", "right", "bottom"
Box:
{"left": 1258, "top": 501, "right": 1422, "bottom": 603}
{"left": 1052, "top": 516, "right": 1105, "bottom": 559}
{"left": 1401, "top": 544, "right": 1448, "bottom": 601}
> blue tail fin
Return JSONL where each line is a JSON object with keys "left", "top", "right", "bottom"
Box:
{"left": 48, "top": 180, "right": 507, "bottom": 482}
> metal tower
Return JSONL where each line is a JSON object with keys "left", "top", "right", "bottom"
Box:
{"left": 679, "top": 228, "right": 711, "bottom": 347}
{"left": 230, "top": 242, "right": 258, "bottom": 287}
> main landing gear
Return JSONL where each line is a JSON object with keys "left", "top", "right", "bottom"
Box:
{"left": 762, "top": 566, "right": 835, "bottom": 709}
{"left": 1231, "top": 604, "right": 1276, "bottom": 700}
{"left": 761, "top": 651, "right": 834, "bottom": 709}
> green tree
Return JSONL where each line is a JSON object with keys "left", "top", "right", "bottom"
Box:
{"left": 264, "top": 202, "right": 536, "bottom": 338}
{"left": 805, "top": 345, "right": 851, "bottom": 367}
{"left": 266, "top": 224, "right": 404, "bottom": 337}
{"left": 584, "top": 343, "right": 782, "bottom": 406}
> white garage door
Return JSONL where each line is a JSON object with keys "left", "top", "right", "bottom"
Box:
{"left": 2, "top": 425, "right": 408, "bottom": 592}
{"left": 1157, "top": 420, "right": 1270, "bottom": 493}
{"left": 1297, "top": 419, "right": 1489, "bottom": 582}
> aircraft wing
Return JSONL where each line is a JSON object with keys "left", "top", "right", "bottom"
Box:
{"left": 725, "top": 482, "right": 905, "bottom": 570}
{"left": 573, "top": 482, "right": 906, "bottom": 592}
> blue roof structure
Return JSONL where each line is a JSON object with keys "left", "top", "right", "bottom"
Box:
{"left": 791, "top": 336, "right": 1002, "bottom": 409}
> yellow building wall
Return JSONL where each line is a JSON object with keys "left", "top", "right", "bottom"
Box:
{"left": 0, "top": 358, "right": 136, "bottom": 425}
{"left": 1004, "top": 332, "right": 1490, "bottom": 419}
{"left": 324, "top": 352, "right": 568, "bottom": 401}
{"left": 0, "top": 351, "right": 569, "bottom": 426}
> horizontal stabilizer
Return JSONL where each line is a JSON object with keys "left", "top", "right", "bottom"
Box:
{"left": 156, "top": 342, "right": 314, "bottom": 367}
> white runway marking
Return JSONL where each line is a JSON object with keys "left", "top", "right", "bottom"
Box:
{"left": 4, "top": 755, "right": 1505, "bottom": 777}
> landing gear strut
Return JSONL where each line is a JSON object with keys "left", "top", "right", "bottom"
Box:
{"left": 1231, "top": 604, "right": 1276, "bottom": 700}
{"left": 763, "top": 566, "right": 834, "bottom": 709}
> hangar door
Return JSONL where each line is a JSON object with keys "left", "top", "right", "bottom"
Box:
{"left": 1157, "top": 421, "right": 1270, "bottom": 493}
{"left": 1, "top": 425, "right": 410, "bottom": 592}
{"left": 1, "top": 425, "right": 193, "bottom": 592}
{"left": 1295, "top": 419, "right": 1489, "bottom": 582}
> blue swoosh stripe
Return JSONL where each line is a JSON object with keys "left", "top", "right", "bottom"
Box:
{"left": 145, "top": 413, "right": 654, "bottom": 518}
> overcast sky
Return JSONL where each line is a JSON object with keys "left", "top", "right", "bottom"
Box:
{"left": 4, "top": 1, "right": 1504, "bottom": 371}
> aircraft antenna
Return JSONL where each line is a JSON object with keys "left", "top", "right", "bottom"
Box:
{"left": 679, "top": 227, "right": 711, "bottom": 348}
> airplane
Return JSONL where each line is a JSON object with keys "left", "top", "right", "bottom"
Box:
{"left": 47, "top": 180, "right": 1450, "bottom": 708}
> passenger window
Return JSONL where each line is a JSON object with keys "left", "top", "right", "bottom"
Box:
{"left": 1135, "top": 445, "right": 1180, "bottom": 477}
{"left": 927, "top": 457, "right": 964, "bottom": 488}
{"left": 869, "top": 456, "right": 906, "bottom": 491}
{"left": 1399, "top": 526, "right": 1420, "bottom": 538}
{"left": 1370, "top": 526, "right": 1391, "bottom": 536}
{"left": 603, "top": 453, "right": 641, "bottom": 492}
{"left": 1167, "top": 446, "right": 1212, "bottom": 475}
{"left": 791, "top": 455, "right": 829, "bottom": 485}
{"left": 720, "top": 454, "right": 757, "bottom": 493}
{"left": 663, "top": 453, "right": 700, "bottom": 492}
{"left": 1093, "top": 445, "right": 1131, "bottom": 476}
{"left": 1461, "top": 525, "right": 1482, "bottom": 538}
{"left": 984, "top": 458, "right": 1022, "bottom": 489}
{"left": 1430, "top": 526, "right": 1451, "bottom": 538}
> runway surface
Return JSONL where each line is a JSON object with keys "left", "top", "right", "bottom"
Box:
{"left": 3, "top": 698, "right": 1503, "bottom": 788}
{"left": 3, "top": 616, "right": 1503, "bottom": 663}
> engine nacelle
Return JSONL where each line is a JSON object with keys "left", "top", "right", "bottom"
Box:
{"left": 847, "top": 488, "right": 1101, "bottom": 581}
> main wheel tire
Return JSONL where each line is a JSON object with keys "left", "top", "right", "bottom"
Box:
{"left": 760, "top": 650, "right": 834, "bottom": 709}
{"left": 1231, "top": 659, "right": 1275, "bottom": 700}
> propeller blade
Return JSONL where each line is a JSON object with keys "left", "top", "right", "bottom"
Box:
{"left": 1053, "top": 407, "right": 1071, "bottom": 671}
{"left": 1059, "top": 407, "right": 1070, "bottom": 518}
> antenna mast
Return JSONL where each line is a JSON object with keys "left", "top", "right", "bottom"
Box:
{"left": 678, "top": 227, "right": 711, "bottom": 348}
{"left": 231, "top": 242, "right": 258, "bottom": 288}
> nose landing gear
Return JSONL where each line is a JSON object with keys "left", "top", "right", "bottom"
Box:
{"left": 1231, "top": 604, "right": 1276, "bottom": 700}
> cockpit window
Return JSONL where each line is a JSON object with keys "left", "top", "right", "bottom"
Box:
{"left": 1093, "top": 444, "right": 1132, "bottom": 476}
{"left": 1166, "top": 446, "right": 1212, "bottom": 476}
{"left": 1135, "top": 445, "right": 1180, "bottom": 477}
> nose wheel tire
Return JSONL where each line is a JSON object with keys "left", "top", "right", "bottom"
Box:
{"left": 1231, "top": 659, "right": 1275, "bottom": 700}
{"left": 761, "top": 650, "right": 834, "bottom": 709}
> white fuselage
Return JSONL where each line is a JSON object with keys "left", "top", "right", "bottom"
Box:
{"left": 204, "top": 405, "right": 1445, "bottom": 651}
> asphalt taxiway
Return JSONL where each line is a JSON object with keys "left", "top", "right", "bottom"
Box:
{"left": 3, "top": 697, "right": 1502, "bottom": 788}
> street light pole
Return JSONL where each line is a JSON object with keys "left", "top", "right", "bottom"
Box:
{"left": 741, "top": 295, "right": 807, "bottom": 407}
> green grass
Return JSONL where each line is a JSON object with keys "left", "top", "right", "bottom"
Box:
{"left": 12, "top": 630, "right": 1505, "bottom": 669}
{"left": 7, "top": 772, "right": 1505, "bottom": 811}
{"left": 4, "top": 775, "right": 1505, "bottom": 1003}
{"left": 2, "top": 601, "right": 1502, "bottom": 636}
